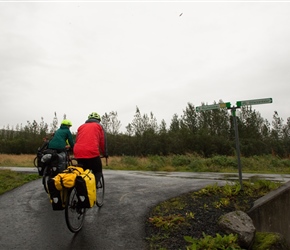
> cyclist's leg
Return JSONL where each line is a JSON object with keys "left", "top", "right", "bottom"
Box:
{"left": 93, "top": 157, "right": 103, "bottom": 187}
{"left": 89, "top": 156, "right": 102, "bottom": 187}
{"left": 88, "top": 157, "right": 104, "bottom": 207}
{"left": 75, "top": 158, "right": 89, "bottom": 171}
{"left": 78, "top": 157, "right": 102, "bottom": 184}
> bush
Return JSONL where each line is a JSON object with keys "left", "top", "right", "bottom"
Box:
{"left": 210, "top": 155, "right": 237, "bottom": 168}
{"left": 146, "top": 155, "right": 166, "bottom": 171}
{"left": 120, "top": 156, "right": 139, "bottom": 167}
{"left": 171, "top": 155, "right": 191, "bottom": 167}
{"left": 187, "top": 159, "right": 205, "bottom": 171}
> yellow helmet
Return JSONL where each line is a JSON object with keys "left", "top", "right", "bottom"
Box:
{"left": 88, "top": 112, "right": 101, "bottom": 121}
{"left": 61, "top": 119, "right": 72, "bottom": 126}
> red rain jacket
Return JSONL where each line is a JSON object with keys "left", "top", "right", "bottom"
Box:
{"left": 73, "top": 121, "right": 106, "bottom": 159}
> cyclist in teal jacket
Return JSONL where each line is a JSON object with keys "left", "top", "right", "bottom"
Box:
{"left": 48, "top": 119, "right": 74, "bottom": 151}
{"left": 48, "top": 119, "right": 75, "bottom": 171}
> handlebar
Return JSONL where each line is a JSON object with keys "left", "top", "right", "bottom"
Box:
{"left": 101, "top": 156, "right": 108, "bottom": 166}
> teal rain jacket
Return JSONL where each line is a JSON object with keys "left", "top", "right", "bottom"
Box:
{"left": 48, "top": 125, "right": 74, "bottom": 151}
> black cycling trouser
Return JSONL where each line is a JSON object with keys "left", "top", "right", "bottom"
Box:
{"left": 76, "top": 156, "right": 102, "bottom": 176}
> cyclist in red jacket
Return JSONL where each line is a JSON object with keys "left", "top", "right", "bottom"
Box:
{"left": 73, "top": 112, "right": 108, "bottom": 186}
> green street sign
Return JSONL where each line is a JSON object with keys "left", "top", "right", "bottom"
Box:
{"left": 196, "top": 102, "right": 231, "bottom": 112}
{"left": 236, "top": 98, "right": 272, "bottom": 108}
{"left": 219, "top": 102, "right": 231, "bottom": 109}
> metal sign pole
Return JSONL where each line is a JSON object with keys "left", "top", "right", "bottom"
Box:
{"left": 232, "top": 107, "right": 243, "bottom": 190}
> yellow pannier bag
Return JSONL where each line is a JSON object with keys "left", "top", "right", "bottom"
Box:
{"left": 54, "top": 166, "right": 84, "bottom": 191}
{"left": 75, "top": 169, "right": 96, "bottom": 208}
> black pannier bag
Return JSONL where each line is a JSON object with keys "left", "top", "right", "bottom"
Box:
{"left": 35, "top": 141, "right": 52, "bottom": 176}
{"left": 37, "top": 149, "right": 59, "bottom": 176}
{"left": 47, "top": 178, "right": 65, "bottom": 210}
{"left": 36, "top": 150, "right": 45, "bottom": 176}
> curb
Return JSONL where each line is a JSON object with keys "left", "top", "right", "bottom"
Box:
{"left": 0, "top": 167, "right": 38, "bottom": 173}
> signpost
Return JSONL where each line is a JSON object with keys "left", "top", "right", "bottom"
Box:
{"left": 196, "top": 98, "right": 273, "bottom": 189}
{"left": 236, "top": 98, "right": 272, "bottom": 108}
{"left": 196, "top": 102, "right": 231, "bottom": 112}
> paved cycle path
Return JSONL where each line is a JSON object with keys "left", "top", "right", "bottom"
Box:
{"left": 0, "top": 169, "right": 289, "bottom": 250}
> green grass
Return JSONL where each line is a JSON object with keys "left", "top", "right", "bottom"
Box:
{"left": 106, "top": 154, "right": 290, "bottom": 174}
{"left": 1, "top": 153, "right": 290, "bottom": 174}
{"left": 0, "top": 169, "right": 39, "bottom": 195}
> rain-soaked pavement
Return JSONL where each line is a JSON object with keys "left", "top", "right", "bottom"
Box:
{"left": 0, "top": 168, "right": 290, "bottom": 250}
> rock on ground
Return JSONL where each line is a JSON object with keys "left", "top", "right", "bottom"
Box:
{"left": 218, "top": 210, "right": 256, "bottom": 249}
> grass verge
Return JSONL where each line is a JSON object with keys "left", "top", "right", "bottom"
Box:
{"left": 0, "top": 169, "right": 39, "bottom": 195}
{"left": 1, "top": 154, "right": 290, "bottom": 174}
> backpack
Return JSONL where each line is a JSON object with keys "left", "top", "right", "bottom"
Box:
{"left": 53, "top": 166, "right": 84, "bottom": 191}
{"left": 75, "top": 169, "right": 96, "bottom": 208}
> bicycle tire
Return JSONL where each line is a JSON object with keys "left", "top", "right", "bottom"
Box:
{"left": 96, "top": 174, "right": 105, "bottom": 207}
{"left": 33, "top": 157, "right": 38, "bottom": 167}
{"left": 42, "top": 166, "right": 50, "bottom": 193}
{"left": 65, "top": 187, "right": 86, "bottom": 233}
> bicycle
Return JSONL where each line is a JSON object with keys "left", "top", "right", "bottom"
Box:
{"left": 64, "top": 173, "right": 105, "bottom": 233}
{"left": 64, "top": 157, "right": 106, "bottom": 232}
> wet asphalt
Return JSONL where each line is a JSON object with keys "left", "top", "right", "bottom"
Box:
{"left": 1, "top": 168, "right": 290, "bottom": 250}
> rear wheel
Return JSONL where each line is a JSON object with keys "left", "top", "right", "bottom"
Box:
{"left": 42, "top": 166, "right": 59, "bottom": 193}
{"left": 96, "top": 174, "right": 105, "bottom": 207}
{"left": 33, "top": 157, "right": 38, "bottom": 167}
{"left": 42, "top": 167, "right": 50, "bottom": 193}
{"left": 65, "top": 187, "right": 86, "bottom": 233}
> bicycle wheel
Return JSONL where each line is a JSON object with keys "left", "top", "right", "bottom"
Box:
{"left": 65, "top": 187, "right": 86, "bottom": 233}
{"left": 33, "top": 157, "right": 38, "bottom": 167}
{"left": 96, "top": 174, "right": 105, "bottom": 207}
{"left": 42, "top": 166, "right": 50, "bottom": 193}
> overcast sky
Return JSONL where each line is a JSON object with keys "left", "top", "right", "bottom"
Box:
{"left": 1, "top": 1, "right": 289, "bottom": 133}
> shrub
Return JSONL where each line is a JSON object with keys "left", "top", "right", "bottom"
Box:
{"left": 171, "top": 155, "right": 191, "bottom": 167}
{"left": 210, "top": 155, "right": 237, "bottom": 168}
{"left": 184, "top": 233, "right": 242, "bottom": 250}
{"left": 120, "top": 156, "right": 139, "bottom": 167}
{"left": 187, "top": 159, "right": 205, "bottom": 171}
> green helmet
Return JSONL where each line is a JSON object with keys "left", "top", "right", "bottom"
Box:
{"left": 88, "top": 112, "right": 101, "bottom": 121}
{"left": 61, "top": 119, "right": 72, "bottom": 126}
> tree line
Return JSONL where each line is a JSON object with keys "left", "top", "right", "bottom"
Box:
{"left": 0, "top": 103, "right": 289, "bottom": 157}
